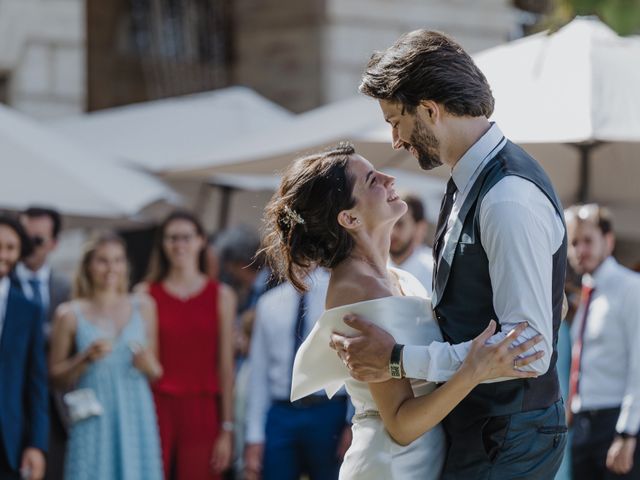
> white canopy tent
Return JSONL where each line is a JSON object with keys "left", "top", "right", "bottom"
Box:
{"left": 473, "top": 17, "right": 640, "bottom": 239}
{"left": 0, "top": 103, "right": 178, "bottom": 219}
{"left": 53, "top": 86, "right": 294, "bottom": 172}
{"left": 166, "top": 95, "right": 403, "bottom": 176}
{"left": 475, "top": 17, "right": 640, "bottom": 144}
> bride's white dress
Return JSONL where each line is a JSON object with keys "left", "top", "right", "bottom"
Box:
{"left": 291, "top": 269, "right": 445, "bottom": 479}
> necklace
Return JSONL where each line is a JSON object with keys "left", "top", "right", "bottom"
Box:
{"left": 349, "top": 256, "right": 403, "bottom": 295}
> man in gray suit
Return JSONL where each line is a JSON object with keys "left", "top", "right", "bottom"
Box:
{"left": 14, "top": 207, "right": 70, "bottom": 480}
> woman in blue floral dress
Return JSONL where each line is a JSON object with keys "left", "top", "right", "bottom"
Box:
{"left": 49, "top": 232, "right": 163, "bottom": 480}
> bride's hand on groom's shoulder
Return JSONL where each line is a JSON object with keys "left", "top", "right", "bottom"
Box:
{"left": 329, "top": 314, "right": 395, "bottom": 383}
{"left": 462, "top": 320, "right": 545, "bottom": 384}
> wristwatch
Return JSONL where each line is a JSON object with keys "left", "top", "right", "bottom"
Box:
{"left": 616, "top": 431, "right": 635, "bottom": 440}
{"left": 389, "top": 343, "right": 405, "bottom": 379}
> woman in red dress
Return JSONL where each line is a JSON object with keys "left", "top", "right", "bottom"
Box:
{"left": 141, "top": 211, "right": 236, "bottom": 480}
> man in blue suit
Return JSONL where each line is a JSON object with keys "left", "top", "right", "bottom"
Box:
{"left": 0, "top": 215, "right": 48, "bottom": 480}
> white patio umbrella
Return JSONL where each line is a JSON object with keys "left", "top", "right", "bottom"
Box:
{"left": 165, "top": 95, "right": 397, "bottom": 177}
{"left": 475, "top": 16, "right": 640, "bottom": 144}
{"left": 53, "top": 86, "right": 293, "bottom": 172}
{"left": 472, "top": 16, "right": 640, "bottom": 238}
{"left": 0, "top": 104, "right": 179, "bottom": 218}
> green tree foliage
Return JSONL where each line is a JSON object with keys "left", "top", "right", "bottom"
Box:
{"left": 546, "top": 0, "right": 640, "bottom": 35}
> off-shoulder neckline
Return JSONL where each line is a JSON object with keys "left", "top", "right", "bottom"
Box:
{"left": 323, "top": 294, "right": 427, "bottom": 315}
{"left": 324, "top": 266, "right": 428, "bottom": 314}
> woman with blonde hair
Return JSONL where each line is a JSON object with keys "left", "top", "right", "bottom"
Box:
{"left": 49, "top": 232, "right": 163, "bottom": 480}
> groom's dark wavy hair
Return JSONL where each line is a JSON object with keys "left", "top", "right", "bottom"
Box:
{"left": 359, "top": 29, "right": 494, "bottom": 117}
{"left": 261, "top": 143, "right": 357, "bottom": 292}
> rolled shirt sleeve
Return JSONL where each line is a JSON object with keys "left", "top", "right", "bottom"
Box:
{"left": 616, "top": 282, "right": 640, "bottom": 435}
{"left": 245, "top": 303, "right": 272, "bottom": 445}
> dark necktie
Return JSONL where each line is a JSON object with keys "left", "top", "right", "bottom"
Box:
{"left": 29, "top": 278, "right": 44, "bottom": 310}
{"left": 433, "top": 177, "right": 458, "bottom": 269}
{"left": 292, "top": 294, "right": 307, "bottom": 357}
{"left": 568, "top": 284, "right": 596, "bottom": 413}
{"left": 289, "top": 293, "right": 307, "bottom": 396}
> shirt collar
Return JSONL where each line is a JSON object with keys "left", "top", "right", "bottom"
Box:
{"left": 585, "top": 256, "right": 617, "bottom": 288}
{"left": 16, "top": 262, "right": 50, "bottom": 284}
{"left": 451, "top": 122, "right": 504, "bottom": 192}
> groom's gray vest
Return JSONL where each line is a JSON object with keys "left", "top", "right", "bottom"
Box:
{"left": 432, "top": 140, "right": 567, "bottom": 432}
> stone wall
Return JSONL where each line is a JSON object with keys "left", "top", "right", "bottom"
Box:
{"left": 0, "top": 0, "right": 85, "bottom": 118}
{"left": 232, "top": 0, "right": 325, "bottom": 113}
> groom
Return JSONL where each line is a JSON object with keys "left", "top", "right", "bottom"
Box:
{"left": 331, "top": 30, "right": 567, "bottom": 478}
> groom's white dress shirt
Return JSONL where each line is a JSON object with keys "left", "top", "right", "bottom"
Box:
{"left": 571, "top": 257, "right": 640, "bottom": 435}
{"left": 403, "top": 123, "right": 566, "bottom": 382}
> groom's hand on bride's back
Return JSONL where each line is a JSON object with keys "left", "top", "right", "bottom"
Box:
{"left": 329, "top": 314, "right": 395, "bottom": 383}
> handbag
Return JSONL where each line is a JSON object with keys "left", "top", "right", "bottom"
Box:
{"left": 63, "top": 388, "right": 104, "bottom": 423}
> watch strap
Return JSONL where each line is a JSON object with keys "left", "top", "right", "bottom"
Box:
{"left": 389, "top": 343, "right": 405, "bottom": 379}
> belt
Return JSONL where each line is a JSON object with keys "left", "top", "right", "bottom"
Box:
{"left": 352, "top": 410, "right": 380, "bottom": 422}
{"left": 273, "top": 395, "right": 346, "bottom": 409}
{"left": 575, "top": 406, "right": 620, "bottom": 418}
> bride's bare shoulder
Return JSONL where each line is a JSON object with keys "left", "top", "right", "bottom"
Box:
{"left": 326, "top": 265, "right": 392, "bottom": 310}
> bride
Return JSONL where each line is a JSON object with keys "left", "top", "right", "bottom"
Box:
{"left": 261, "top": 143, "right": 543, "bottom": 479}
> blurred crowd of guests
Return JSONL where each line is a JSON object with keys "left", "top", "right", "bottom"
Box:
{"left": 0, "top": 193, "right": 639, "bottom": 480}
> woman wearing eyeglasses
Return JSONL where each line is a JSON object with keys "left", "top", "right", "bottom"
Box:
{"left": 139, "top": 211, "right": 236, "bottom": 480}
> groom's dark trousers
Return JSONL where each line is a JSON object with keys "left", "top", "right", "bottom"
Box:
{"left": 442, "top": 399, "right": 567, "bottom": 479}
{"left": 433, "top": 141, "right": 568, "bottom": 479}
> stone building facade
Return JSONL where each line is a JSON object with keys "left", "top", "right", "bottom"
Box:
{"left": 0, "top": 0, "right": 85, "bottom": 118}
{"left": 0, "top": 0, "right": 524, "bottom": 117}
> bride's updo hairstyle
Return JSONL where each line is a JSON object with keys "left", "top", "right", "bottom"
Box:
{"left": 262, "top": 142, "right": 357, "bottom": 292}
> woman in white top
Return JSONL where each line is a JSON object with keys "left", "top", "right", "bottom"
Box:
{"left": 261, "top": 143, "right": 543, "bottom": 479}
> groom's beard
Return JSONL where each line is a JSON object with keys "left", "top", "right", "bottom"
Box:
{"left": 410, "top": 120, "right": 442, "bottom": 171}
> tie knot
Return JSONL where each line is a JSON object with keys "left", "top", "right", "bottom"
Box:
{"left": 29, "top": 277, "right": 41, "bottom": 287}
{"left": 446, "top": 178, "right": 457, "bottom": 196}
